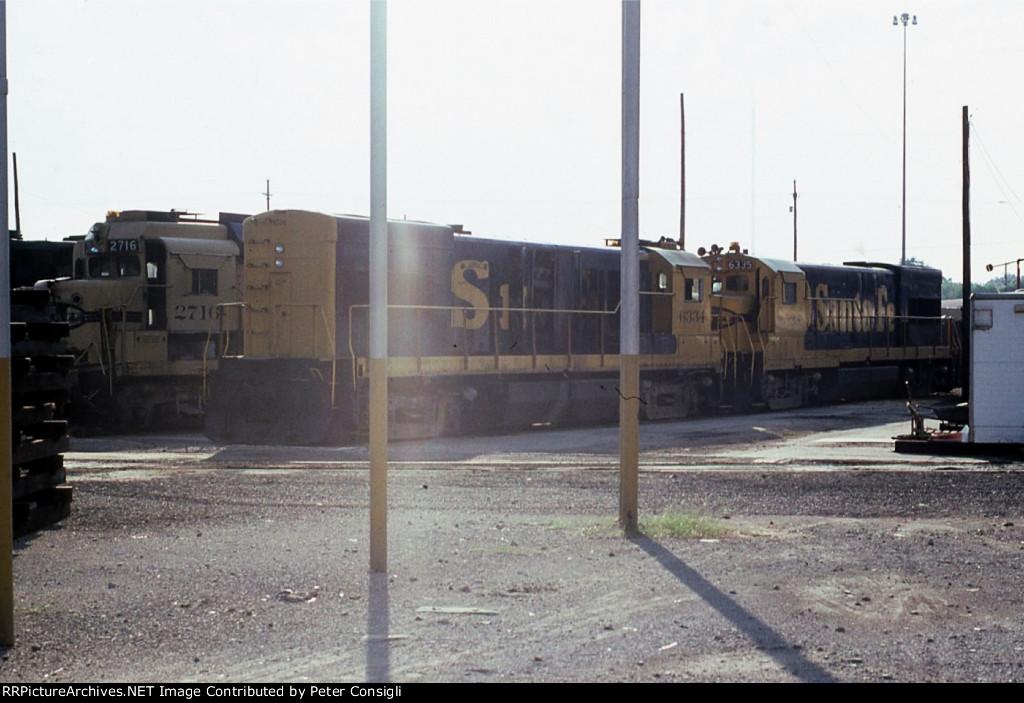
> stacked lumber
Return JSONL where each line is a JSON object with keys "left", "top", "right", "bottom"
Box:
{"left": 10, "top": 286, "right": 73, "bottom": 536}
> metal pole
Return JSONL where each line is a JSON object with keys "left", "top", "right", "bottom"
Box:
{"left": 894, "top": 12, "right": 916, "bottom": 265}
{"left": 0, "top": 0, "right": 14, "bottom": 646}
{"left": 619, "top": 0, "right": 640, "bottom": 534}
{"left": 750, "top": 105, "right": 756, "bottom": 253}
{"left": 369, "top": 0, "right": 388, "bottom": 573}
{"left": 679, "top": 93, "right": 685, "bottom": 250}
{"left": 961, "top": 105, "right": 970, "bottom": 397}
{"left": 901, "top": 19, "right": 907, "bottom": 264}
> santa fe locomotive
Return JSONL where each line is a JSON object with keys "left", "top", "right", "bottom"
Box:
{"left": 202, "top": 209, "right": 955, "bottom": 445}
{"left": 42, "top": 209, "right": 248, "bottom": 428}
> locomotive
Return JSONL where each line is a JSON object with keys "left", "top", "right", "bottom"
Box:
{"left": 702, "top": 242, "right": 952, "bottom": 410}
{"left": 42, "top": 209, "right": 248, "bottom": 428}
{"left": 203, "top": 209, "right": 955, "bottom": 445}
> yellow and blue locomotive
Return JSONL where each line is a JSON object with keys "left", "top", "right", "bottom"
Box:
{"left": 203, "top": 210, "right": 955, "bottom": 445}
{"left": 203, "top": 210, "right": 721, "bottom": 444}
{"left": 45, "top": 209, "right": 247, "bottom": 428}
{"left": 700, "top": 242, "right": 953, "bottom": 410}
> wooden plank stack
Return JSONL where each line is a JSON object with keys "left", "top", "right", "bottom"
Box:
{"left": 10, "top": 286, "right": 73, "bottom": 536}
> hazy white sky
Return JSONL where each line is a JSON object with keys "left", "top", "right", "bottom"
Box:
{"left": 7, "top": 0, "right": 1024, "bottom": 281}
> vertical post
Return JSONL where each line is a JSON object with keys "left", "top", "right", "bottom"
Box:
{"left": 11, "top": 151, "right": 17, "bottom": 235}
{"left": 369, "top": 0, "right": 388, "bottom": 573}
{"left": 792, "top": 179, "right": 798, "bottom": 262}
{"left": 0, "top": 0, "right": 13, "bottom": 646}
{"left": 961, "top": 105, "right": 970, "bottom": 397}
{"left": 901, "top": 20, "right": 907, "bottom": 264}
{"left": 894, "top": 12, "right": 917, "bottom": 265}
{"left": 750, "top": 104, "right": 756, "bottom": 253}
{"left": 619, "top": 0, "right": 640, "bottom": 534}
{"left": 679, "top": 93, "right": 685, "bottom": 250}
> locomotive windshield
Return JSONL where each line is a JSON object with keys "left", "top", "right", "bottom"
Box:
{"left": 725, "top": 274, "right": 750, "bottom": 292}
{"left": 86, "top": 254, "right": 141, "bottom": 278}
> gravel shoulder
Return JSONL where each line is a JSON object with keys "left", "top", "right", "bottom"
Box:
{"left": 3, "top": 400, "right": 1023, "bottom": 683}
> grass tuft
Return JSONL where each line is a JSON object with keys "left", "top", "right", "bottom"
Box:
{"left": 549, "top": 511, "right": 727, "bottom": 540}
{"left": 640, "top": 510, "right": 727, "bottom": 539}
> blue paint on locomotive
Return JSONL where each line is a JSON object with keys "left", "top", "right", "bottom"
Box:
{"left": 800, "top": 262, "right": 943, "bottom": 351}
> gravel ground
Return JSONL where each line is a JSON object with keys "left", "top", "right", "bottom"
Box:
{"left": 3, "top": 401, "right": 1024, "bottom": 683}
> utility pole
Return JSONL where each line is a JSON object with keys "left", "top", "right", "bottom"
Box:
{"left": 11, "top": 152, "right": 18, "bottom": 235}
{"left": 0, "top": 0, "right": 14, "bottom": 646}
{"left": 679, "top": 93, "right": 685, "bottom": 250}
{"left": 619, "top": 0, "right": 640, "bottom": 534}
{"left": 263, "top": 179, "right": 272, "bottom": 211}
{"left": 790, "top": 180, "right": 798, "bottom": 261}
{"left": 894, "top": 12, "right": 917, "bottom": 264}
{"left": 368, "top": 0, "right": 388, "bottom": 573}
{"left": 961, "top": 105, "right": 970, "bottom": 397}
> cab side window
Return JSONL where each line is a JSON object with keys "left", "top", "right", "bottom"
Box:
{"left": 685, "top": 278, "right": 703, "bottom": 302}
{"left": 783, "top": 282, "right": 797, "bottom": 305}
{"left": 191, "top": 269, "right": 218, "bottom": 296}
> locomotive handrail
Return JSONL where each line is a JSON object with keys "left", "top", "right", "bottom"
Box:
{"left": 118, "top": 283, "right": 148, "bottom": 308}
{"left": 346, "top": 302, "right": 623, "bottom": 390}
{"left": 322, "top": 306, "right": 338, "bottom": 409}
{"left": 372, "top": 303, "right": 622, "bottom": 315}
{"left": 202, "top": 302, "right": 249, "bottom": 399}
{"left": 804, "top": 313, "right": 951, "bottom": 356}
{"left": 740, "top": 313, "right": 758, "bottom": 381}
{"left": 713, "top": 308, "right": 760, "bottom": 386}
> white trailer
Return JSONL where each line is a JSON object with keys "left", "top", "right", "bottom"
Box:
{"left": 970, "top": 292, "right": 1024, "bottom": 444}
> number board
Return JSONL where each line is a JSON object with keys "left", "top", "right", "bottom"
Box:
{"left": 108, "top": 239, "right": 139, "bottom": 253}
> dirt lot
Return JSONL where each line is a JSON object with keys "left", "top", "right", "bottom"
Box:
{"left": 3, "top": 400, "right": 1024, "bottom": 683}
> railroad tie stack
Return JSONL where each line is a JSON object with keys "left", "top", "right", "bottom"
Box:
{"left": 10, "top": 286, "right": 74, "bottom": 536}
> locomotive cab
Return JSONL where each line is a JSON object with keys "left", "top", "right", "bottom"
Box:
{"left": 638, "top": 247, "right": 720, "bottom": 419}
{"left": 49, "top": 210, "right": 244, "bottom": 426}
{"left": 644, "top": 247, "right": 716, "bottom": 352}
{"left": 700, "top": 242, "right": 816, "bottom": 408}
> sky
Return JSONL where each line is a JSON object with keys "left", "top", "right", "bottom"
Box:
{"left": 7, "top": 0, "right": 1024, "bottom": 283}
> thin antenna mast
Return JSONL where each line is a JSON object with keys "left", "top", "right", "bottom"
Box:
{"left": 11, "top": 151, "right": 18, "bottom": 235}
{"left": 791, "top": 180, "right": 797, "bottom": 261}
